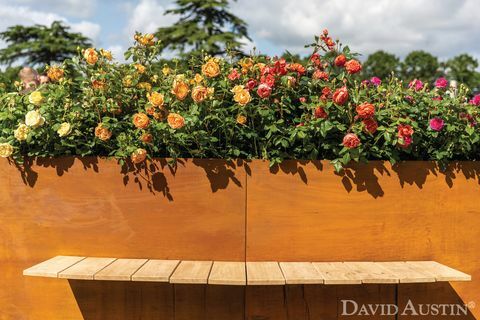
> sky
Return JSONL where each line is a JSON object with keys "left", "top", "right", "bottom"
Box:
{"left": 1, "top": 0, "right": 480, "bottom": 63}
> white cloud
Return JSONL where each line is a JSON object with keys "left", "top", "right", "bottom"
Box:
{"left": 70, "top": 21, "right": 101, "bottom": 42}
{"left": 12, "top": 0, "right": 96, "bottom": 19}
{"left": 125, "top": 0, "right": 176, "bottom": 36}
{"left": 106, "top": 45, "right": 125, "bottom": 62}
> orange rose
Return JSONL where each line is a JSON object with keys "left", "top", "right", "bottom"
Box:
{"left": 171, "top": 80, "right": 190, "bottom": 100}
{"left": 202, "top": 58, "right": 220, "bottom": 78}
{"left": 167, "top": 113, "right": 185, "bottom": 129}
{"left": 233, "top": 87, "right": 251, "bottom": 106}
{"left": 191, "top": 86, "right": 209, "bottom": 103}
{"left": 362, "top": 118, "right": 378, "bottom": 134}
{"left": 92, "top": 79, "right": 106, "bottom": 90}
{"left": 134, "top": 63, "right": 146, "bottom": 74}
{"left": 236, "top": 114, "right": 247, "bottom": 125}
{"left": 333, "top": 86, "right": 349, "bottom": 105}
{"left": 345, "top": 59, "right": 362, "bottom": 74}
{"left": 147, "top": 92, "right": 164, "bottom": 107}
{"left": 342, "top": 133, "right": 360, "bottom": 149}
{"left": 240, "top": 58, "right": 254, "bottom": 74}
{"left": 356, "top": 102, "right": 375, "bottom": 118}
{"left": 94, "top": 123, "right": 112, "bottom": 141}
{"left": 334, "top": 54, "right": 346, "bottom": 67}
{"left": 46, "top": 66, "right": 64, "bottom": 82}
{"left": 140, "top": 133, "right": 153, "bottom": 144}
{"left": 83, "top": 48, "right": 98, "bottom": 65}
{"left": 131, "top": 148, "right": 147, "bottom": 164}
{"left": 314, "top": 106, "right": 328, "bottom": 119}
{"left": 133, "top": 113, "right": 150, "bottom": 129}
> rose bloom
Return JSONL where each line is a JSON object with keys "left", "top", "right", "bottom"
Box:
{"left": 131, "top": 148, "right": 147, "bottom": 164}
{"left": 171, "top": 80, "right": 190, "bottom": 100}
{"left": 310, "top": 53, "right": 321, "bottom": 66}
{"left": 470, "top": 94, "right": 480, "bottom": 106}
{"left": 167, "top": 113, "right": 185, "bottom": 129}
{"left": 299, "top": 97, "right": 307, "bottom": 103}
{"left": 14, "top": 124, "right": 30, "bottom": 141}
{"left": 25, "top": 110, "right": 45, "bottom": 128}
{"left": 345, "top": 59, "right": 362, "bottom": 74}
{"left": 57, "top": 122, "right": 72, "bottom": 137}
{"left": 333, "top": 86, "right": 349, "bottom": 105}
{"left": 236, "top": 114, "right": 247, "bottom": 125}
{"left": 100, "top": 49, "right": 112, "bottom": 61}
{"left": 260, "top": 74, "right": 275, "bottom": 87}
{"left": 29, "top": 91, "right": 44, "bottom": 106}
{"left": 140, "top": 132, "right": 153, "bottom": 144}
{"left": 321, "top": 87, "right": 332, "bottom": 100}
{"left": 314, "top": 106, "right": 328, "bottom": 119}
{"left": 370, "top": 77, "right": 381, "bottom": 86}
{"left": 234, "top": 89, "right": 251, "bottom": 106}
{"left": 46, "top": 66, "right": 64, "bottom": 82}
{"left": 398, "top": 135, "right": 413, "bottom": 148}
{"left": 202, "top": 58, "right": 220, "bottom": 78}
{"left": 192, "top": 86, "right": 210, "bottom": 103}
{"left": 147, "top": 92, "right": 164, "bottom": 107}
{"left": 0, "top": 143, "right": 14, "bottom": 158}
{"left": 257, "top": 83, "right": 272, "bottom": 98}
{"left": 429, "top": 117, "right": 445, "bottom": 132}
{"left": 137, "top": 82, "right": 152, "bottom": 92}
{"left": 334, "top": 54, "right": 346, "bottom": 67}
{"left": 231, "top": 85, "right": 245, "bottom": 94}
{"left": 92, "top": 79, "right": 106, "bottom": 90}
{"left": 397, "top": 124, "right": 414, "bottom": 138}
{"left": 95, "top": 123, "right": 112, "bottom": 141}
{"left": 409, "top": 79, "right": 424, "bottom": 91}
{"left": 162, "top": 66, "right": 171, "bottom": 75}
{"left": 356, "top": 102, "right": 375, "bottom": 119}
{"left": 83, "top": 48, "right": 98, "bottom": 65}
{"left": 287, "top": 63, "right": 306, "bottom": 75}
{"left": 342, "top": 133, "right": 361, "bottom": 149}
{"left": 240, "top": 58, "right": 254, "bottom": 74}
{"left": 362, "top": 118, "right": 378, "bottom": 134}
{"left": 133, "top": 113, "right": 150, "bottom": 129}
{"left": 435, "top": 77, "right": 448, "bottom": 89}
{"left": 123, "top": 75, "right": 133, "bottom": 87}
{"left": 246, "top": 79, "right": 257, "bottom": 90}
{"left": 313, "top": 70, "right": 329, "bottom": 81}
{"left": 286, "top": 76, "right": 296, "bottom": 88}
{"left": 228, "top": 68, "right": 240, "bottom": 81}
{"left": 134, "top": 64, "right": 146, "bottom": 74}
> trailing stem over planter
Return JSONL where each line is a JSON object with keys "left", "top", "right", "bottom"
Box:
{"left": 0, "top": 29, "right": 479, "bottom": 171}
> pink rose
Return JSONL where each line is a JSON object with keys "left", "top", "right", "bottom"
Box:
{"left": 409, "top": 79, "right": 424, "bottom": 91}
{"left": 228, "top": 68, "right": 240, "bottom": 81}
{"left": 342, "top": 133, "right": 360, "bottom": 149}
{"left": 246, "top": 79, "right": 257, "bottom": 90}
{"left": 257, "top": 83, "right": 272, "bottom": 98}
{"left": 429, "top": 117, "right": 445, "bottom": 131}
{"left": 470, "top": 94, "right": 480, "bottom": 106}
{"left": 435, "top": 77, "right": 448, "bottom": 89}
{"left": 370, "top": 77, "right": 381, "bottom": 86}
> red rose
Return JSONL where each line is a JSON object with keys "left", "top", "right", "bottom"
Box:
{"left": 397, "top": 124, "right": 414, "bottom": 138}
{"left": 228, "top": 68, "right": 240, "bottom": 81}
{"left": 334, "top": 54, "right": 346, "bottom": 67}
{"left": 398, "top": 135, "right": 412, "bottom": 148}
{"left": 260, "top": 73, "right": 275, "bottom": 87}
{"left": 299, "top": 97, "right": 306, "bottom": 103}
{"left": 345, "top": 59, "right": 362, "bottom": 74}
{"left": 257, "top": 83, "right": 272, "bottom": 98}
{"left": 343, "top": 133, "right": 360, "bottom": 149}
{"left": 362, "top": 118, "right": 378, "bottom": 134}
{"left": 356, "top": 102, "right": 375, "bottom": 119}
{"left": 314, "top": 106, "right": 328, "bottom": 119}
{"left": 333, "top": 86, "right": 349, "bottom": 105}
{"left": 310, "top": 53, "right": 321, "bottom": 66}
{"left": 246, "top": 79, "right": 257, "bottom": 90}
{"left": 313, "top": 70, "right": 329, "bottom": 81}
{"left": 273, "top": 58, "right": 287, "bottom": 75}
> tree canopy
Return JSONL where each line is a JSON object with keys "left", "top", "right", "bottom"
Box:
{"left": 362, "top": 51, "right": 400, "bottom": 79}
{"left": 0, "top": 21, "right": 92, "bottom": 67}
{"left": 401, "top": 50, "right": 440, "bottom": 83}
{"left": 155, "top": 0, "right": 250, "bottom": 58}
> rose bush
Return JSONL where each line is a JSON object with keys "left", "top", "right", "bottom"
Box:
{"left": 0, "top": 30, "right": 479, "bottom": 171}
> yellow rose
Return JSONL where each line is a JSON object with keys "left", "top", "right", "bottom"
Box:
{"left": 137, "top": 82, "right": 152, "bottom": 91}
{"left": 28, "top": 91, "right": 44, "bottom": 106}
{"left": 231, "top": 85, "right": 245, "bottom": 94}
{"left": 134, "top": 63, "right": 146, "bottom": 74}
{"left": 236, "top": 114, "right": 247, "bottom": 125}
{"left": 46, "top": 66, "right": 64, "bottom": 82}
{"left": 25, "top": 110, "right": 45, "bottom": 128}
{"left": 162, "top": 66, "right": 171, "bottom": 75}
{"left": 136, "top": 33, "right": 155, "bottom": 46}
{"left": 202, "top": 58, "right": 220, "bottom": 78}
{"left": 234, "top": 89, "right": 251, "bottom": 106}
{"left": 147, "top": 92, "right": 164, "bottom": 107}
{"left": 240, "top": 58, "right": 254, "bottom": 74}
{"left": 191, "top": 86, "right": 209, "bottom": 103}
{"left": 167, "top": 113, "right": 185, "bottom": 129}
{"left": 194, "top": 73, "right": 204, "bottom": 84}
{"left": 57, "top": 122, "right": 72, "bottom": 137}
{"left": 100, "top": 49, "right": 112, "bottom": 61}
{"left": 171, "top": 80, "right": 190, "bottom": 101}
{"left": 131, "top": 148, "right": 148, "bottom": 164}
{"left": 123, "top": 75, "right": 133, "bottom": 87}
{"left": 14, "top": 124, "right": 30, "bottom": 141}
{"left": 94, "top": 123, "right": 112, "bottom": 141}
{"left": 0, "top": 143, "right": 13, "bottom": 158}
{"left": 83, "top": 48, "right": 98, "bottom": 65}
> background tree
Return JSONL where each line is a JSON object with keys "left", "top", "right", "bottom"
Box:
{"left": 401, "top": 50, "right": 440, "bottom": 83}
{"left": 0, "top": 21, "right": 92, "bottom": 67}
{"left": 155, "top": 0, "right": 250, "bottom": 58}
{"left": 445, "top": 54, "right": 480, "bottom": 91}
{"left": 362, "top": 50, "right": 400, "bottom": 79}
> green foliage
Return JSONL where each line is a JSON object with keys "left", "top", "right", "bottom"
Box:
{"left": 445, "top": 54, "right": 480, "bottom": 92}
{"left": 155, "top": 0, "right": 250, "bottom": 58}
{"left": 362, "top": 51, "right": 400, "bottom": 79}
{"left": 0, "top": 21, "right": 92, "bottom": 67}
{"left": 401, "top": 50, "right": 440, "bottom": 83}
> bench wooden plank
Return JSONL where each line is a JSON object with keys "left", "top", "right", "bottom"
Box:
{"left": 279, "top": 262, "right": 324, "bottom": 284}
{"left": 94, "top": 258, "right": 148, "bottom": 281}
{"left": 344, "top": 262, "right": 399, "bottom": 284}
{"left": 406, "top": 261, "right": 471, "bottom": 282}
{"left": 376, "top": 262, "right": 436, "bottom": 283}
{"left": 208, "top": 262, "right": 246, "bottom": 285}
{"left": 312, "top": 262, "right": 362, "bottom": 285}
{"left": 169, "top": 261, "right": 213, "bottom": 284}
{"left": 58, "top": 257, "right": 116, "bottom": 280}
{"left": 246, "top": 262, "right": 285, "bottom": 285}
{"left": 132, "top": 259, "right": 180, "bottom": 282}
{"left": 23, "top": 256, "right": 85, "bottom": 278}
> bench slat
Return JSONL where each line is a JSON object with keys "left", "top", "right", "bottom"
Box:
{"left": 23, "top": 256, "right": 85, "bottom": 278}
{"left": 169, "top": 261, "right": 213, "bottom": 284}
{"left": 376, "top": 262, "right": 436, "bottom": 283}
{"left": 58, "top": 257, "right": 116, "bottom": 280}
{"left": 94, "top": 259, "right": 148, "bottom": 281}
{"left": 132, "top": 260, "right": 180, "bottom": 282}
{"left": 208, "top": 262, "right": 246, "bottom": 285}
{"left": 343, "top": 262, "right": 399, "bottom": 284}
{"left": 312, "top": 262, "right": 362, "bottom": 285}
{"left": 246, "top": 262, "right": 285, "bottom": 285}
{"left": 406, "top": 261, "right": 471, "bottom": 282}
{"left": 279, "top": 262, "right": 324, "bottom": 284}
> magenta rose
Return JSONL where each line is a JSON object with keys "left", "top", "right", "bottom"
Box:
{"left": 370, "top": 77, "right": 381, "bottom": 86}
{"left": 429, "top": 117, "right": 445, "bottom": 131}
{"left": 409, "top": 79, "right": 424, "bottom": 91}
{"left": 435, "top": 77, "right": 448, "bottom": 89}
{"left": 470, "top": 94, "right": 480, "bottom": 106}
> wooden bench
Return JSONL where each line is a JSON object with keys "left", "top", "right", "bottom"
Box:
{"left": 23, "top": 256, "right": 471, "bottom": 285}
